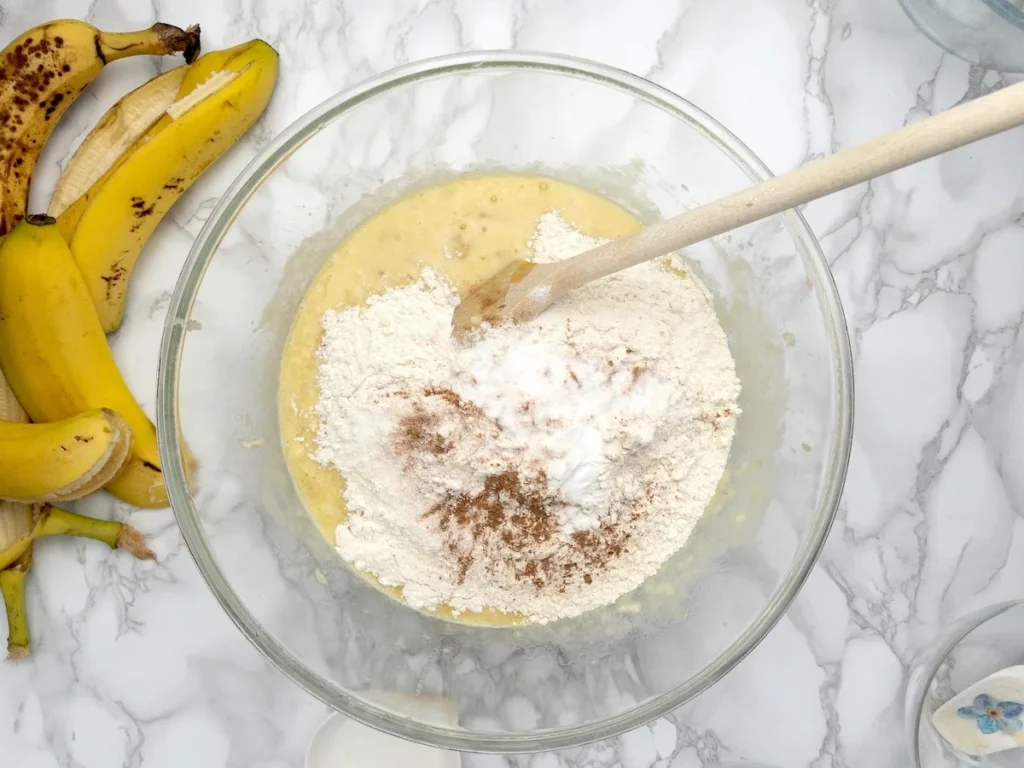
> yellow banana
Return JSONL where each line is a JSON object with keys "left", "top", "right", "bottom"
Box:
{"left": 0, "top": 216, "right": 166, "bottom": 507}
{"left": 56, "top": 39, "right": 278, "bottom": 332}
{"left": 48, "top": 65, "right": 189, "bottom": 225}
{"left": 0, "top": 18, "right": 201, "bottom": 236}
{"left": 0, "top": 408, "right": 133, "bottom": 503}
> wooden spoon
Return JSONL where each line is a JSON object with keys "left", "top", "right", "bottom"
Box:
{"left": 453, "top": 79, "right": 1024, "bottom": 338}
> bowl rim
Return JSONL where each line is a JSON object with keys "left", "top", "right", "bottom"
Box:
{"left": 157, "top": 50, "right": 854, "bottom": 753}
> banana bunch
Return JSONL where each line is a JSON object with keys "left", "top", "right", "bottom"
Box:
{"left": 0, "top": 17, "right": 279, "bottom": 659}
{"left": 0, "top": 11, "right": 191, "bottom": 655}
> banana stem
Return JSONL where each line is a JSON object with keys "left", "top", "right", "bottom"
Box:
{"left": 115, "top": 525, "right": 155, "bottom": 560}
{"left": 97, "top": 23, "right": 202, "bottom": 64}
{"left": 1, "top": 548, "right": 31, "bottom": 660}
{"left": 39, "top": 506, "right": 155, "bottom": 560}
{"left": 0, "top": 507, "right": 153, "bottom": 657}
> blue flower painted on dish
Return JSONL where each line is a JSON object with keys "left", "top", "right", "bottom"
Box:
{"left": 957, "top": 694, "right": 1024, "bottom": 735}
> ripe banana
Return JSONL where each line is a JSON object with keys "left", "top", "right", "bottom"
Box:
{"left": 0, "top": 18, "right": 201, "bottom": 236}
{"left": 54, "top": 39, "right": 278, "bottom": 332}
{"left": 0, "top": 216, "right": 166, "bottom": 507}
{"left": 48, "top": 65, "right": 189, "bottom": 226}
{"left": 0, "top": 408, "right": 133, "bottom": 504}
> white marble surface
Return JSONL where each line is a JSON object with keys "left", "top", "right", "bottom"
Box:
{"left": 0, "top": 0, "right": 1022, "bottom": 766}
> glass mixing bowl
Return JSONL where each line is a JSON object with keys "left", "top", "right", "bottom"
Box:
{"left": 157, "top": 52, "right": 853, "bottom": 753}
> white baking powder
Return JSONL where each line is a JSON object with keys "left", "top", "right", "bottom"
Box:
{"left": 312, "top": 212, "right": 740, "bottom": 623}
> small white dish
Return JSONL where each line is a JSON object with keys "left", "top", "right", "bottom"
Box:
{"left": 306, "top": 692, "right": 462, "bottom": 768}
{"left": 306, "top": 713, "right": 462, "bottom": 768}
{"left": 932, "top": 665, "right": 1024, "bottom": 758}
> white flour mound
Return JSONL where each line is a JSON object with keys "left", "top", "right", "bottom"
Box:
{"left": 312, "top": 212, "right": 741, "bottom": 623}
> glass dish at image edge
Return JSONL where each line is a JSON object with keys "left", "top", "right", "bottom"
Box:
{"left": 157, "top": 52, "right": 854, "bottom": 753}
{"left": 906, "top": 601, "right": 1024, "bottom": 767}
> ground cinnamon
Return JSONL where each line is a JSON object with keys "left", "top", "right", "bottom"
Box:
{"left": 394, "top": 383, "right": 639, "bottom": 592}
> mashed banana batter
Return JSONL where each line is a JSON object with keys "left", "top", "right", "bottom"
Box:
{"left": 279, "top": 175, "right": 640, "bottom": 624}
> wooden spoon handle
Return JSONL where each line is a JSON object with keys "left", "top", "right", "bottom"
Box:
{"left": 549, "top": 79, "right": 1024, "bottom": 292}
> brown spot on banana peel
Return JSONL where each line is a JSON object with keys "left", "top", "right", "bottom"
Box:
{"left": 92, "top": 35, "right": 107, "bottom": 65}
{"left": 99, "top": 262, "right": 127, "bottom": 298}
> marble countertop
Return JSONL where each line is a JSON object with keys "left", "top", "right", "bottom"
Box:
{"left": 2, "top": 0, "right": 1023, "bottom": 766}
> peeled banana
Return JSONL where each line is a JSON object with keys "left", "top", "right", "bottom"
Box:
{"left": 0, "top": 408, "right": 133, "bottom": 504}
{"left": 53, "top": 39, "right": 278, "bottom": 331}
{"left": 48, "top": 66, "right": 189, "bottom": 225}
{"left": 0, "top": 216, "right": 166, "bottom": 507}
{"left": 0, "top": 18, "right": 201, "bottom": 236}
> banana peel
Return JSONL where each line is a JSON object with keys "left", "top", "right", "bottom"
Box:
{"left": 0, "top": 502, "right": 154, "bottom": 660}
{"left": 1, "top": 548, "right": 31, "bottom": 660}
{"left": 48, "top": 66, "right": 190, "bottom": 224}
{"left": 0, "top": 365, "right": 35, "bottom": 659}
{"left": 0, "top": 408, "right": 133, "bottom": 504}
{"left": 0, "top": 504, "right": 154, "bottom": 572}
{"left": 55, "top": 39, "right": 279, "bottom": 332}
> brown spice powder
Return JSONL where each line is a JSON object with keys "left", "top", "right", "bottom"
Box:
{"left": 391, "top": 386, "right": 490, "bottom": 461}
{"left": 394, "top": 406, "right": 452, "bottom": 458}
{"left": 422, "top": 386, "right": 484, "bottom": 418}
{"left": 396, "top": 385, "right": 638, "bottom": 592}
